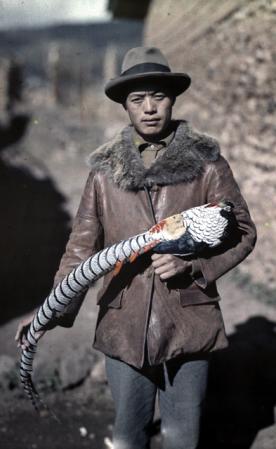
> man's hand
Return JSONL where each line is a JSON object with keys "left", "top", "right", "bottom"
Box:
{"left": 15, "top": 311, "right": 45, "bottom": 350}
{"left": 151, "top": 253, "right": 192, "bottom": 280}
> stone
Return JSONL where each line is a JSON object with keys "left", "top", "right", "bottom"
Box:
{"left": 79, "top": 426, "right": 88, "bottom": 438}
{"left": 90, "top": 358, "right": 106, "bottom": 383}
{"left": 33, "top": 358, "right": 60, "bottom": 392}
{"left": 250, "top": 424, "right": 276, "bottom": 449}
{"left": 104, "top": 437, "right": 114, "bottom": 449}
{"left": 59, "top": 347, "right": 95, "bottom": 389}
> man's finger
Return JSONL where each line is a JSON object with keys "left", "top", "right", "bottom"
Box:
{"left": 160, "top": 270, "right": 176, "bottom": 280}
{"left": 18, "top": 330, "right": 45, "bottom": 350}
{"left": 151, "top": 253, "right": 163, "bottom": 260}
{"left": 154, "top": 263, "right": 175, "bottom": 275}
{"left": 151, "top": 253, "right": 173, "bottom": 262}
{"left": 14, "top": 329, "right": 20, "bottom": 342}
{"left": 20, "top": 336, "right": 29, "bottom": 350}
{"left": 15, "top": 329, "right": 25, "bottom": 344}
{"left": 15, "top": 324, "right": 26, "bottom": 341}
{"left": 152, "top": 255, "right": 172, "bottom": 268}
{"left": 152, "top": 259, "right": 165, "bottom": 269}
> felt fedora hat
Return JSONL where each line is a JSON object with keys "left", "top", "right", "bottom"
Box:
{"left": 105, "top": 47, "right": 191, "bottom": 103}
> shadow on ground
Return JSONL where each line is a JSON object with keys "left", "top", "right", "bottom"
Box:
{"left": 203, "top": 316, "right": 276, "bottom": 449}
{"left": 0, "top": 114, "right": 71, "bottom": 324}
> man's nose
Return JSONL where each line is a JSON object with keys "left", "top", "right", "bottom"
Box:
{"left": 143, "top": 97, "right": 157, "bottom": 114}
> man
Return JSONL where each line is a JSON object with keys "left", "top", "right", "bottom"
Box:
{"left": 16, "top": 47, "right": 256, "bottom": 449}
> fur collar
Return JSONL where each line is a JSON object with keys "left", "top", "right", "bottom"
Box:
{"left": 88, "top": 120, "right": 220, "bottom": 190}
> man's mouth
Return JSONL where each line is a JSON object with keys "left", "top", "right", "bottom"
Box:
{"left": 142, "top": 119, "right": 160, "bottom": 126}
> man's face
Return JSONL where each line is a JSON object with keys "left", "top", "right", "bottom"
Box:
{"left": 124, "top": 83, "right": 174, "bottom": 140}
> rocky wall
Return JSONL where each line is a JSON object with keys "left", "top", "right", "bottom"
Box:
{"left": 145, "top": 0, "right": 276, "bottom": 296}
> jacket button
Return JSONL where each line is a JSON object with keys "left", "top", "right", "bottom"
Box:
{"left": 146, "top": 268, "right": 153, "bottom": 279}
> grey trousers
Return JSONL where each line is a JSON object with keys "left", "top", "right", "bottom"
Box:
{"left": 105, "top": 354, "right": 209, "bottom": 449}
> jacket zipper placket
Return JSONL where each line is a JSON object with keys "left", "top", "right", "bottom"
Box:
{"left": 142, "top": 185, "right": 157, "bottom": 366}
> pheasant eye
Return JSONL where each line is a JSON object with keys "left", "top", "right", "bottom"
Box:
{"left": 225, "top": 201, "right": 234, "bottom": 208}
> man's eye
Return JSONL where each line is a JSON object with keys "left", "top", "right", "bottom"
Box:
{"left": 131, "top": 98, "right": 143, "bottom": 103}
{"left": 154, "top": 95, "right": 165, "bottom": 100}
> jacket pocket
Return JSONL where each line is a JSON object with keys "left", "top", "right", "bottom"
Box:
{"left": 178, "top": 283, "right": 220, "bottom": 307}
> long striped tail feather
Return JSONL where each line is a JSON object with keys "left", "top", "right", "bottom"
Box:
{"left": 19, "top": 202, "right": 233, "bottom": 417}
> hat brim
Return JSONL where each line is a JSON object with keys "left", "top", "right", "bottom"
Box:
{"left": 105, "top": 72, "right": 191, "bottom": 103}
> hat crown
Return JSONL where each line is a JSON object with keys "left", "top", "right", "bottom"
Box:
{"left": 105, "top": 46, "right": 191, "bottom": 103}
{"left": 121, "top": 47, "right": 170, "bottom": 74}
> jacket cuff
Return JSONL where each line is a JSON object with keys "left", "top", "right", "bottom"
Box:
{"left": 191, "top": 259, "right": 208, "bottom": 289}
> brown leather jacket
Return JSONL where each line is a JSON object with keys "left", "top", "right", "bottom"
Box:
{"left": 54, "top": 121, "right": 257, "bottom": 368}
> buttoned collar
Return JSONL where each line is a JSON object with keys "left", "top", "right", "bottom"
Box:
{"left": 132, "top": 126, "right": 175, "bottom": 152}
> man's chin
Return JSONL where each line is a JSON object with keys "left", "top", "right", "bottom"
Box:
{"left": 138, "top": 124, "right": 163, "bottom": 138}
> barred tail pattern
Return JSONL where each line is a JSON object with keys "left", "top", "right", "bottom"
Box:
{"left": 20, "top": 231, "right": 158, "bottom": 412}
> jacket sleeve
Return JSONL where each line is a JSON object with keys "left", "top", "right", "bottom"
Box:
{"left": 53, "top": 170, "right": 104, "bottom": 326}
{"left": 191, "top": 156, "right": 257, "bottom": 289}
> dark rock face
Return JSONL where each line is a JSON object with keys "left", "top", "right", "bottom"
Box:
{"left": 0, "top": 158, "right": 71, "bottom": 324}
